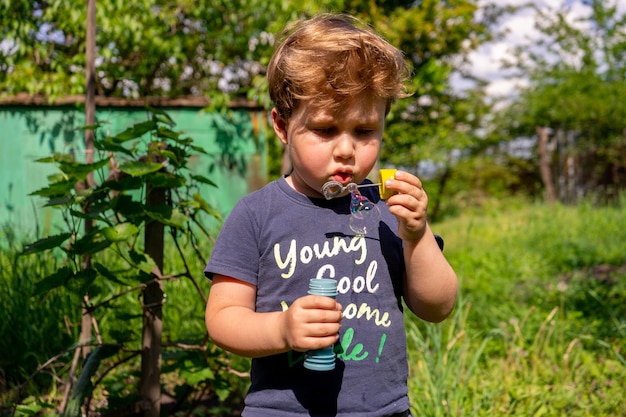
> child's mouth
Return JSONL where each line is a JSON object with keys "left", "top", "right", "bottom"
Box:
{"left": 331, "top": 172, "right": 353, "bottom": 184}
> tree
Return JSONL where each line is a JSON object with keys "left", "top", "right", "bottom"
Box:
{"left": 350, "top": 0, "right": 495, "bottom": 169}
{"left": 497, "top": 0, "right": 626, "bottom": 203}
{"left": 342, "top": 0, "right": 503, "bottom": 219}
{"left": 0, "top": 0, "right": 340, "bottom": 101}
{"left": 1, "top": 1, "right": 496, "bottom": 172}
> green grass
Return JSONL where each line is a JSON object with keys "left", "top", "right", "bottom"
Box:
{"left": 407, "top": 200, "right": 626, "bottom": 416}
{"left": 0, "top": 225, "right": 80, "bottom": 402}
{"left": 0, "top": 228, "right": 248, "bottom": 415}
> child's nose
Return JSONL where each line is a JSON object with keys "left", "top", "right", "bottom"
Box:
{"left": 334, "top": 134, "right": 356, "bottom": 159}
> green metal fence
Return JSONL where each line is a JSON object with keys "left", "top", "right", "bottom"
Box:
{"left": 0, "top": 105, "right": 267, "bottom": 238}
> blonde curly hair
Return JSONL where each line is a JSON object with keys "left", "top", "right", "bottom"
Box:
{"left": 267, "top": 13, "right": 411, "bottom": 119}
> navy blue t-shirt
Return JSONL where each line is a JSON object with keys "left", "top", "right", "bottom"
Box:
{"left": 205, "top": 177, "right": 411, "bottom": 417}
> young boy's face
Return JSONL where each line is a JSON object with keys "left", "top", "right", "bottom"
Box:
{"left": 272, "top": 92, "right": 386, "bottom": 199}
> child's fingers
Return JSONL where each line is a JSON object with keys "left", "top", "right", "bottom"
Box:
{"left": 384, "top": 170, "right": 425, "bottom": 200}
{"left": 393, "top": 170, "right": 423, "bottom": 188}
{"left": 283, "top": 298, "right": 342, "bottom": 351}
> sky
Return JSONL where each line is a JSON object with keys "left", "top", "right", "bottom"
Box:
{"left": 456, "top": 0, "right": 626, "bottom": 98}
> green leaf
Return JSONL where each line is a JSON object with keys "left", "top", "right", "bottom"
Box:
{"left": 90, "top": 191, "right": 116, "bottom": 207}
{"left": 156, "top": 149, "right": 179, "bottom": 162}
{"left": 146, "top": 106, "right": 175, "bottom": 126}
{"left": 34, "top": 156, "right": 58, "bottom": 164}
{"left": 145, "top": 205, "right": 188, "bottom": 228}
{"left": 155, "top": 126, "right": 181, "bottom": 140}
{"left": 63, "top": 345, "right": 120, "bottom": 417}
{"left": 169, "top": 135, "right": 193, "bottom": 146}
{"left": 34, "top": 153, "right": 74, "bottom": 164}
{"left": 114, "top": 119, "right": 158, "bottom": 142}
{"left": 190, "top": 174, "right": 217, "bottom": 187}
{"left": 147, "top": 172, "right": 186, "bottom": 188}
{"left": 216, "top": 387, "right": 231, "bottom": 402}
{"left": 93, "top": 262, "right": 128, "bottom": 286}
{"left": 46, "top": 173, "right": 69, "bottom": 183}
{"left": 14, "top": 403, "right": 44, "bottom": 416}
{"left": 68, "top": 208, "right": 103, "bottom": 221}
{"left": 57, "top": 159, "right": 109, "bottom": 180}
{"left": 156, "top": 145, "right": 189, "bottom": 168}
{"left": 68, "top": 198, "right": 112, "bottom": 220}
{"left": 111, "top": 195, "right": 145, "bottom": 220}
{"left": 29, "top": 179, "right": 76, "bottom": 198}
{"left": 34, "top": 266, "right": 73, "bottom": 294}
{"left": 72, "top": 229, "right": 113, "bottom": 256}
{"left": 45, "top": 196, "right": 75, "bottom": 207}
{"left": 127, "top": 250, "right": 158, "bottom": 275}
{"left": 192, "top": 193, "right": 222, "bottom": 220}
{"left": 95, "top": 137, "right": 135, "bottom": 156}
{"left": 119, "top": 160, "right": 163, "bottom": 177}
{"left": 100, "top": 175, "right": 143, "bottom": 191}
{"left": 69, "top": 268, "right": 98, "bottom": 295}
{"left": 154, "top": 114, "right": 176, "bottom": 126}
{"left": 188, "top": 144, "right": 209, "bottom": 155}
{"left": 21, "top": 233, "right": 72, "bottom": 255}
{"left": 102, "top": 223, "right": 139, "bottom": 242}
{"left": 180, "top": 367, "right": 215, "bottom": 385}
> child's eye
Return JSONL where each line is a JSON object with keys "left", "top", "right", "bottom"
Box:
{"left": 355, "top": 128, "right": 375, "bottom": 136}
{"left": 313, "top": 127, "right": 335, "bottom": 136}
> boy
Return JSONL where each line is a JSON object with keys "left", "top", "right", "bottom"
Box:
{"left": 205, "top": 13, "right": 458, "bottom": 417}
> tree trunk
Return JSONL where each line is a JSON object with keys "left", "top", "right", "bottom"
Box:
{"left": 60, "top": 2, "right": 97, "bottom": 414}
{"left": 536, "top": 126, "right": 556, "bottom": 204}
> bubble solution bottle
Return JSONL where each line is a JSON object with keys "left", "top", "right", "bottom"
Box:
{"left": 303, "top": 278, "right": 338, "bottom": 371}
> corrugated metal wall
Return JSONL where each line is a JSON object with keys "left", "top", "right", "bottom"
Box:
{"left": 0, "top": 105, "right": 268, "bottom": 238}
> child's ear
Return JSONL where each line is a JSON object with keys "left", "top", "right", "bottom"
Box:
{"left": 271, "top": 108, "right": 289, "bottom": 145}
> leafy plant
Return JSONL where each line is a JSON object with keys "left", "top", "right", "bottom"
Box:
{"left": 16, "top": 107, "right": 227, "bottom": 415}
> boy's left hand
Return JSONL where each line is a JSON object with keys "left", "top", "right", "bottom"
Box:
{"left": 383, "top": 170, "right": 428, "bottom": 243}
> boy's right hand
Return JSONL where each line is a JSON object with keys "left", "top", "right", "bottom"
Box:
{"left": 279, "top": 295, "right": 342, "bottom": 352}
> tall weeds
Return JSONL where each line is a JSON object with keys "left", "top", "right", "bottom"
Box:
{"left": 408, "top": 199, "right": 626, "bottom": 416}
{"left": 0, "top": 225, "right": 79, "bottom": 402}
{"left": 407, "top": 291, "right": 499, "bottom": 416}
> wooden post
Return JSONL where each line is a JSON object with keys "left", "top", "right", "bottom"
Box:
{"left": 140, "top": 147, "right": 165, "bottom": 417}
{"left": 81, "top": 0, "right": 97, "bottom": 360}
{"left": 536, "top": 126, "right": 556, "bottom": 204}
{"left": 85, "top": 0, "right": 95, "bottom": 153}
{"left": 60, "top": 1, "right": 97, "bottom": 413}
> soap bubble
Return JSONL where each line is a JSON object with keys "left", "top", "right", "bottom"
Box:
{"left": 349, "top": 192, "right": 380, "bottom": 235}
{"left": 321, "top": 181, "right": 380, "bottom": 236}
